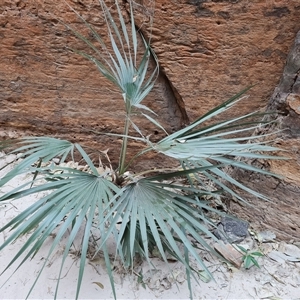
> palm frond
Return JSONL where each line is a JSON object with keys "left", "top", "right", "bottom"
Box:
{"left": 181, "top": 159, "right": 270, "bottom": 203}
{"left": 158, "top": 87, "right": 251, "bottom": 143}
{"left": 0, "top": 137, "right": 102, "bottom": 188}
{"left": 153, "top": 90, "right": 286, "bottom": 203}
{"left": 0, "top": 166, "right": 120, "bottom": 299}
{"left": 65, "top": 0, "right": 158, "bottom": 112}
{"left": 96, "top": 177, "right": 225, "bottom": 286}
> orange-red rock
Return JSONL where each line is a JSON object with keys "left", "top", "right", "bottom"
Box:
{"left": 0, "top": 0, "right": 300, "bottom": 239}
{"left": 1, "top": 0, "right": 299, "bottom": 153}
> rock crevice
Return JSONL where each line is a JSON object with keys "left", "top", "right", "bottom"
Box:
{"left": 230, "top": 31, "right": 300, "bottom": 241}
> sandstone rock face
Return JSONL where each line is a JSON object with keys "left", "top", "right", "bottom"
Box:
{"left": 0, "top": 0, "right": 300, "bottom": 239}
{"left": 1, "top": 0, "right": 299, "bottom": 155}
{"left": 230, "top": 31, "right": 300, "bottom": 241}
{"left": 147, "top": 0, "right": 300, "bottom": 120}
{"left": 0, "top": 0, "right": 187, "bottom": 168}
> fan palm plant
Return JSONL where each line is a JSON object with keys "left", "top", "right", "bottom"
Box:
{"left": 0, "top": 1, "right": 285, "bottom": 299}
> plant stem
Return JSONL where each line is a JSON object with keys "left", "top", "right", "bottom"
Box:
{"left": 119, "top": 111, "right": 131, "bottom": 176}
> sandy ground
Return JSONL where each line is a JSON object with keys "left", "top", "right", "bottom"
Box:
{"left": 1, "top": 155, "right": 300, "bottom": 300}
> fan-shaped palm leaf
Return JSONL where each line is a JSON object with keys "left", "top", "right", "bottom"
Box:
{"left": 93, "top": 169, "right": 230, "bottom": 290}
{"left": 153, "top": 91, "right": 286, "bottom": 202}
{"left": 65, "top": 0, "right": 158, "bottom": 112}
{"left": 0, "top": 168, "right": 120, "bottom": 299}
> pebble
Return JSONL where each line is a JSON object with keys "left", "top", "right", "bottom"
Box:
{"left": 214, "top": 216, "right": 249, "bottom": 243}
{"left": 256, "top": 230, "right": 276, "bottom": 243}
{"left": 283, "top": 243, "right": 300, "bottom": 258}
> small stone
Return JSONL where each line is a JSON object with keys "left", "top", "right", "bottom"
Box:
{"left": 160, "top": 278, "right": 171, "bottom": 289}
{"left": 52, "top": 157, "right": 60, "bottom": 164}
{"left": 283, "top": 244, "right": 300, "bottom": 258}
{"left": 256, "top": 230, "right": 276, "bottom": 243}
{"left": 260, "top": 242, "right": 275, "bottom": 255}
{"left": 287, "top": 93, "right": 300, "bottom": 114}
{"left": 278, "top": 241, "right": 287, "bottom": 252}
{"left": 268, "top": 250, "right": 300, "bottom": 263}
{"left": 268, "top": 250, "right": 287, "bottom": 264}
{"left": 214, "top": 240, "right": 243, "bottom": 268}
{"left": 214, "top": 216, "right": 249, "bottom": 243}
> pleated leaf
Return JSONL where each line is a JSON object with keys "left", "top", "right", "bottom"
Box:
{"left": 65, "top": 0, "right": 158, "bottom": 113}
{"left": 0, "top": 167, "right": 120, "bottom": 299}
{"left": 97, "top": 178, "right": 225, "bottom": 287}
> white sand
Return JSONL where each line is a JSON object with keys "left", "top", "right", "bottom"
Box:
{"left": 1, "top": 157, "right": 300, "bottom": 299}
